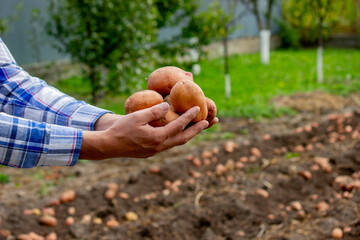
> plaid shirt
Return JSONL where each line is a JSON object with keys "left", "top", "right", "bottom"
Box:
{"left": 0, "top": 38, "right": 111, "bottom": 168}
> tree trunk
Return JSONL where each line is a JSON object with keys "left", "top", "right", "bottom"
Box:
{"left": 223, "top": 34, "right": 231, "bottom": 99}
{"left": 317, "top": 23, "right": 324, "bottom": 84}
{"left": 260, "top": 29, "right": 271, "bottom": 64}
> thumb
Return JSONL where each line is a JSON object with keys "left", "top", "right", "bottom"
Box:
{"left": 134, "top": 102, "right": 169, "bottom": 124}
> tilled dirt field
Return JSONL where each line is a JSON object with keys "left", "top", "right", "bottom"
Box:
{"left": 1, "top": 95, "right": 360, "bottom": 240}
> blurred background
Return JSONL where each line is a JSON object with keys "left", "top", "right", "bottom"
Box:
{"left": 1, "top": 2, "right": 360, "bottom": 239}
{"left": 0, "top": 0, "right": 359, "bottom": 119}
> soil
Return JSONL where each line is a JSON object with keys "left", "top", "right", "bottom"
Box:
{"left": 1, "top": 91, "right": 360, "bottom": 240}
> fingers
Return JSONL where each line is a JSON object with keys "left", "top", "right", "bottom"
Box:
{"left": 162, "top": 120, "right": 209, "bottom": 149}
{"left": 162, "top": 106, "right": 200, "bottom": 138}
{"left": 205, "top": 117, "right": 219, "bottom": 129}
{"left": 133, "top": 102, "right": 169, "bottom": 124}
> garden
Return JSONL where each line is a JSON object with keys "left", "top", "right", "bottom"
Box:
{"left": 1, "top": 0, "right": 360, "bottom": 239}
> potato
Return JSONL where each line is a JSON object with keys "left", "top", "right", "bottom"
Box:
{"left": 170, "top": 80, "right": 207, "bottom": 122}
{"left": 205, "top": 97, "right": 217, "bottom": 123}
{"left": 60, "top": 190, "right": 75, "bottom": 203}
{"left": 163, "top": 95, "right": 176, "bottom": 112}
{"left": 39, "top": 215, "right": 57, "bottom": 227}
{"left": 124, "top": 90, "right": 163, "bottom": 114}
{"left": 147, "top": 66, "right": 193, "bottom": 96}
{"left": 150, "top": 109, "right": 179, "bottom": 127}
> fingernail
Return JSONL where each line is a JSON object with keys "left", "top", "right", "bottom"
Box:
{"left": 159, "top": 102, "right": 169, "bottom": 112}
{"left": 193, "top": 106, "right": 200, "bottom": 113}
{"left": 203, "top": 121, "right": 209, "bottom": 129}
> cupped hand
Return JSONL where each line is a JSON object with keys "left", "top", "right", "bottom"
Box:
{"left": 80, "top": 103, "right": 209, "bottom": 160}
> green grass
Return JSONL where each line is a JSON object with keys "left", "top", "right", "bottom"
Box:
{"left": 0, "top": 173, "right": 10, "bottom": 184}
{"left": 54, "top": 48, "right": 360, "bottom": 119}
{"left": 195, "top": 48, "right": 360, "bottom": 118}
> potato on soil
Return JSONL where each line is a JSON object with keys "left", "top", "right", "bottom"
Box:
{"left": 147, "top": 66, "right": 193, "bottom": 96}
{"left": 205, "top": 97, "right": 217, "bottom": 123}
{"left": 124, "top": 90, "right": 163, "bottom": 114}
{"left": 170, "top": 80, "right": 207, "bottom": 122}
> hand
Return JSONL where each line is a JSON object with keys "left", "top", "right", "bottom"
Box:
{"left": 206, "top": 117, "right": 219, "bottom": 129}
{"left": 79, "top": 103, "right": 209, "bottom": 160}
{"left": 94, "top": 113, "right": 122, "bottom": 131}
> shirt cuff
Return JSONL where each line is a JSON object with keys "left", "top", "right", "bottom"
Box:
{"left": 67, "top": 104, "right": 113, "bottom": 131}
{"left": 36, "top": 124, "right": 83, "bottom": 167}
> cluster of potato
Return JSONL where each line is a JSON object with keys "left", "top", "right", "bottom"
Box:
{"left": 125, "top": 66, "right": 217, "bottom": 127}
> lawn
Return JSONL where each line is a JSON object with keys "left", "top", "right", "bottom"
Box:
{"left": 54, "top": 48, "right": 360, "bottom": 119}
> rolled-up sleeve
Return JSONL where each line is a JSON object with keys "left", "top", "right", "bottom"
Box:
{"left": 0, "top": 112, "right": 82, "bottom": 168}
{"left": 0, "top": 38, "right": 112, "bottom": 131}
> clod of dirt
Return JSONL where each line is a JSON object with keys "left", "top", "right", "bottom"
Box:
{"left": 200, "top": 227, "right": 221, "bottom": 240}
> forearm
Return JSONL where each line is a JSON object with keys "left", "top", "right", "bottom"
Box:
{"left": 0, "top": 38, "right": 112, "bottom": 130}
{"left": 0, "top": 113, "right": 82, "bottom": 168}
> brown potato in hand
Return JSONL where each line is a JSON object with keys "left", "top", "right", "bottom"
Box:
{"left": 205, "top": 97, "right": 217, "bottom": 123}
{"left": 146, "top": 66, "right": 193, "bottom": 96}
{"left": 170, "top": 80, "right": 207, "bottom": 123}
{"left": 150, "top": 109, "right": 180, "bottom": 127}
{"left": 124, "top": 90, "right": 163, "bottom": 114}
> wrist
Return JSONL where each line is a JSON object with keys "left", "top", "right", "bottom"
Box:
{"left": 79, "top": 130, "right": 108, "bottom": 160}
{"left": 94, "top": 113, "right": 121, "bottom": 131}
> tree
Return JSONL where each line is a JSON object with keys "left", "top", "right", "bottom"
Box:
{"left": 154, "top": 1, "right": 231, "bottom": 68}
{"left": 220, "top": 0, "right": 248, "bottom": 99}
{"left": 47, "top": 0, "right": 158, "bottom": 105}
{"left": 154, "top": 1, "right": 233, "bottom": 98}
{"left": 308, "top": 0, "right": 335, "bottom": 83}
{"left": 245, "top": 0, "right": 276, "bottom": 64}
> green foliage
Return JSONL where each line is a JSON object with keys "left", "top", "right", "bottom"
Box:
{"left": 47, "top": 0, "right": 158, "bottom": 104}
{"left": 0, "top": 3, "right": 23, "bottom": 35}
{"left": 286, "top": 152, "right": 300, "bottom": 159}
{"left": 155, "top": 1, "right": 232, "bottom": 67}
{"left": 0, "top": 19, "right": 6, "bottom": 35}
{"left": 277, "top": 19, "right": 301, "bottom": 49}
{"left": 282, "top": 0, "right": 353, "bottom": 46}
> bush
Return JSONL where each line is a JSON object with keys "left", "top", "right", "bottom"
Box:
{"left": 277, "top": 18, "right": 300, "bottom": 49}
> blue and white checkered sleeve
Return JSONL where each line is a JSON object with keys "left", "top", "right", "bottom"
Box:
{"left": 0, "top": 38, "right": 112, "bottom": 131}
{"left": 0, "top": 112, "right": 82, "bottom": 168}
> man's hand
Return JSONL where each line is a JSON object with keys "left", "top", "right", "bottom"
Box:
{"left": 79, "top": 103, "right": 211, "bottom": 160}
